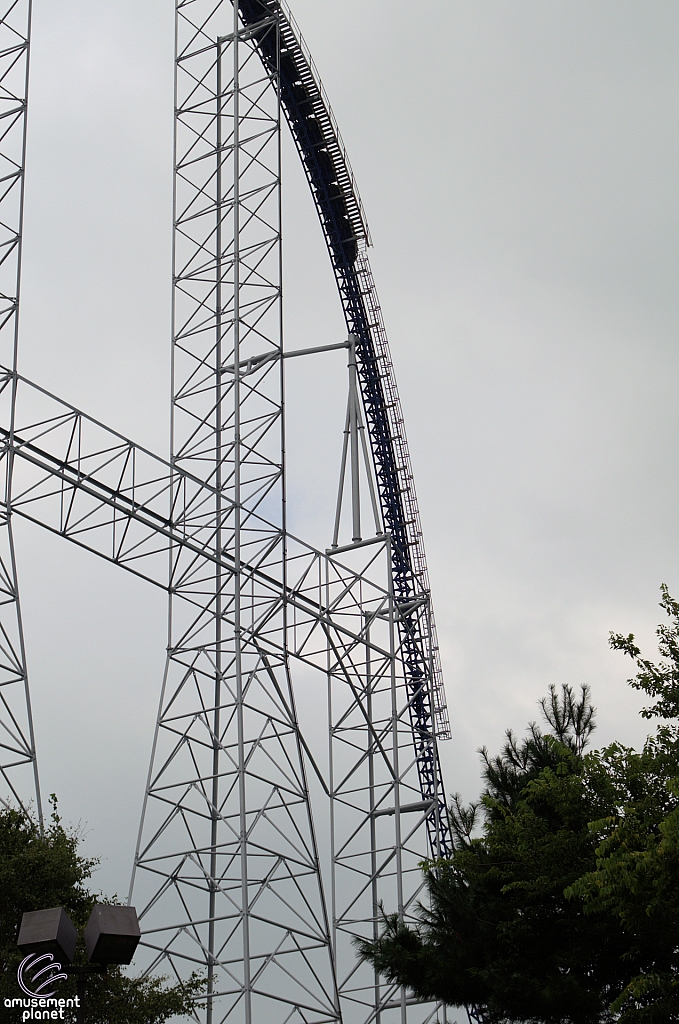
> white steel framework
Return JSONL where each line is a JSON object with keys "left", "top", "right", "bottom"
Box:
{"left": 0, "top": 2, "right": 454, "bottom": 1023}
{"left": 0, "top": 0, "right": 41, "bottom": 822}
{"left": 131, "top": 7, "right": 339, "bottom": 1023}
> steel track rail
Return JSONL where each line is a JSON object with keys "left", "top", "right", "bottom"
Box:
{"left": 237, "top": 0, "right": 452, "bottom": 857}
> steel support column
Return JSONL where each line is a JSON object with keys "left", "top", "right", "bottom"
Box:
{"left": 0, "top": 0, "right": 41, "bottom": 822}
{"left": 129, "top": 5, "right": 338, "bottom": 1023}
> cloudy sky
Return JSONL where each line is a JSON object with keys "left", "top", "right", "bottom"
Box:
{"left": 10, "top": 0, "right": 679, "bottom": 899}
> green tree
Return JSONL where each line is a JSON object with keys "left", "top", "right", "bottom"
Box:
{"left": 0, "top": 797, "right": 203, "bottom": 1023}
{"left": 358, "top": 684, "right": 629, "bottom": 1023}
{"left": 569, "top": 585, "right": 679, "bottom": 1022}
{"left": 357, "top": 589, "right": 679, "bottom": 1022}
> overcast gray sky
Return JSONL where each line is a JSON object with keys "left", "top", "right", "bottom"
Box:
{"left": 12, "top": 1, "right": 679, "bottom": 898}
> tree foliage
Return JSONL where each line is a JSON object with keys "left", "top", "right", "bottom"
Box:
{"left": 0, "top": 797, "right": 203, "bottom": 1023}
{"left": 358, "top": 685, "right": 626, "bottom": 1023}
{"left": 357, "top": 590, "right": 679, "bottom": 1022}
{"left": 568, "top": 585, "right": 679, "bottom": 1022}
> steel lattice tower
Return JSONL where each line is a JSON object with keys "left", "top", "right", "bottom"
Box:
{"left": 0, "top": 2, "right": 454, "bottom": 1023}
{"left": 0, "top": 0, "right": 41, "bottom": 824}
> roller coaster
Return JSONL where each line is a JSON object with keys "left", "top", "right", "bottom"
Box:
{"left": 0, "top": 2, "right": 458, "bottom": 1022}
